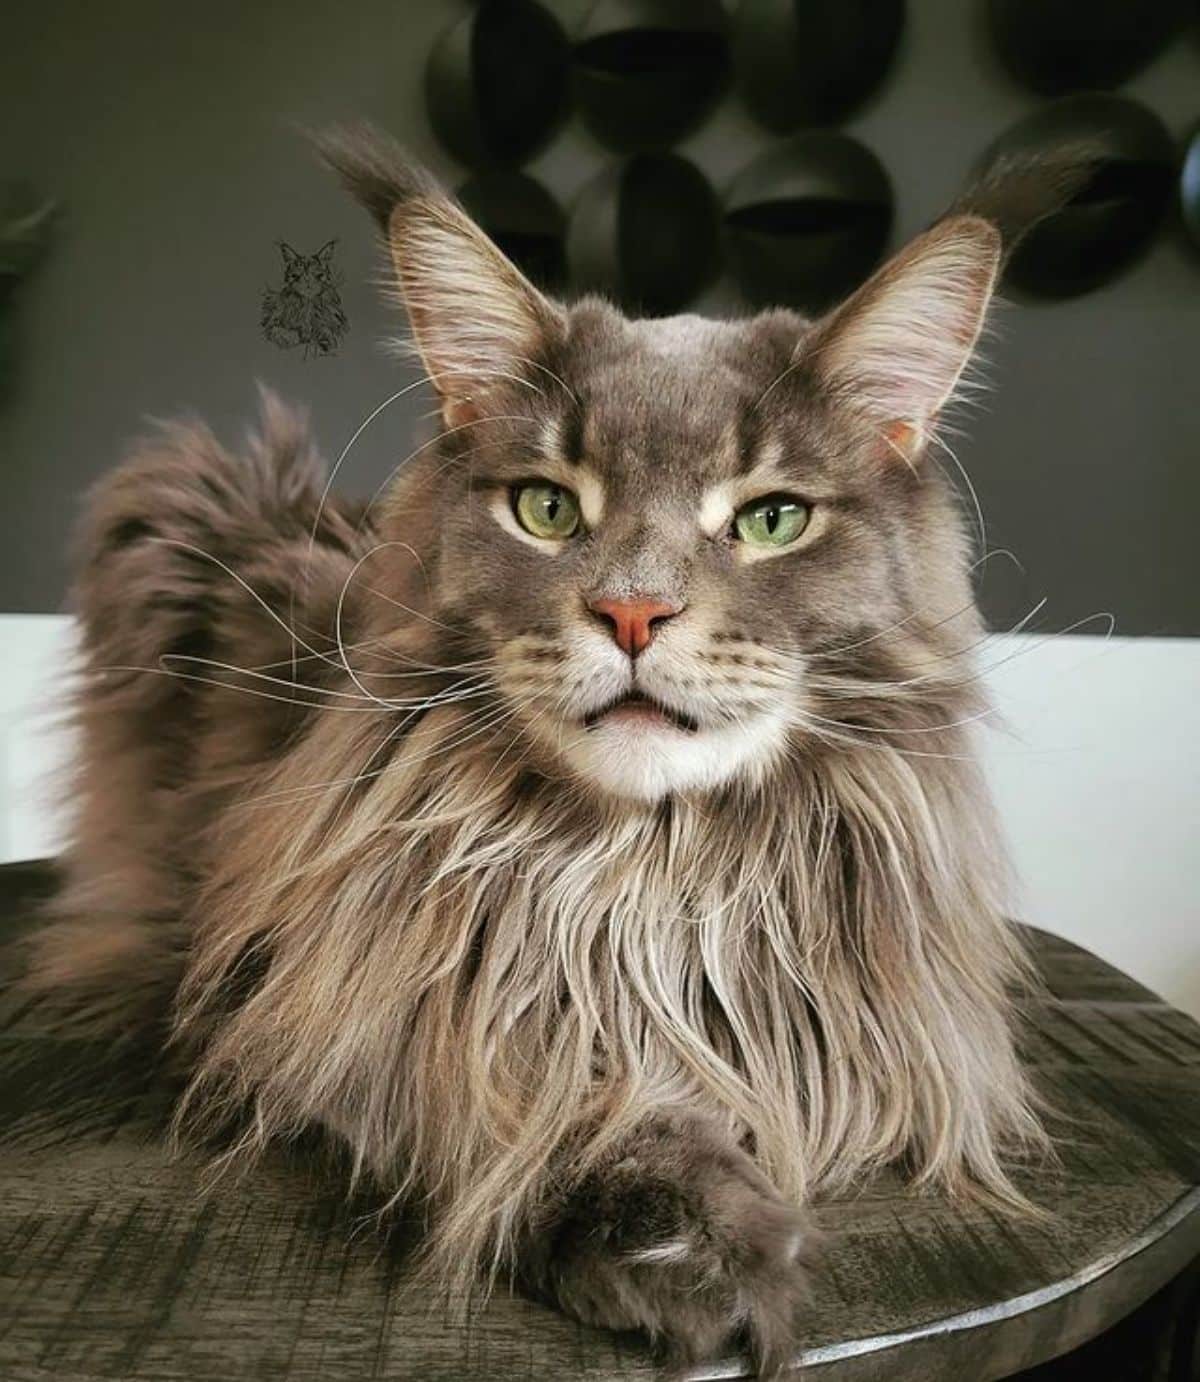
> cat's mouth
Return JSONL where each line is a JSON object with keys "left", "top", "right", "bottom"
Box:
{"left": 582, "top": 691, "right": 700, "bottom": 735}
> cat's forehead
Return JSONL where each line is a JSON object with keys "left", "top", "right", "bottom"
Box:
{"left": 559, "top": 306, "right": 812, "bottom": 489}
{"left": 566, "top": 305, "right": 802, "bottom": 393}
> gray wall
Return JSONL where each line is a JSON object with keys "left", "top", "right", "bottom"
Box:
{"left": 2, "top": 0, "right": 1198, "bottom": 633}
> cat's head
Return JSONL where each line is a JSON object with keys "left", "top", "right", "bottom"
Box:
{"left": 277, "top": 240, "right": 337, "bottom": 295}
{"left": 321, "top": 129, "right": 1006, "bottom": 804}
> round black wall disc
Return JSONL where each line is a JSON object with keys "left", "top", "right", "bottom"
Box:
{"left": 987, "top": 0, "right": 1189, "bottom": 96}
{"left": 724, "top": 133, "right": 893, "bottom": 314}
{"left": 573, "top": 0, "right": 731, "bottom": 152}
{"left": 734, "top": 0, "right": 904, "bottom": 132}
{"left": 567, "top": 154, "right": 722, "bottom": 316}
{"left": 978, "top": 94, "right": 1176, "bottom": 298}
{"left": 426, "top": 0, "right": 570, "bottom": 168}
{"left": 458, "top": 172, "right": 566, "bottom": 291}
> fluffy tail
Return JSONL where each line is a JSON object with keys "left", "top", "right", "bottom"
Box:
{"left": 21, "top": 390, "right": 369, "bottom": 1035}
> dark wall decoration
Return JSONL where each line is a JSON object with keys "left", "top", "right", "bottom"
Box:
{"left": 724, "top": 134, "right": 892, "bottom": 312}
{"left": 732, "top": 0, "right": 904, "bottom": 131}
{"left": 425, "top": 0, "right": 570, "bottom": 166}
{"left": 979, "top": 94, "right": 1176, "bottom": 298}
{"left": 0, "top": 182, "right": 55, "bottom": 398}
{"left": 421, "top": 0, "right": 1194, "bottom": 322}
{"left": 573, "top": 0, "right": 730, "bottom": 151}
{"left": 987, "top": 0, "right": 1189, "bottom": 96}
{"left": 457, "top": 170, "right": 566, "bottom": 291}
{"left": 1, "top": 0, "right": 1197, "bottom": 633}
{"left": 567, "top": 153, "right": 721, "bottom": 314}
{"left": 0, "top": 185, "right": 54, "bottom": 305}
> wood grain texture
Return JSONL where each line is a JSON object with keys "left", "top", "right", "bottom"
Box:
{"left": 0, "top": 860, "right": 1196, "bottom": 1381}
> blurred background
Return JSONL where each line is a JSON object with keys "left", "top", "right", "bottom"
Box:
{"left": 0, "top": 0, "right": 1197, "bottom": 1006}
{"left": 2, "top": 0, "right": 1198, "bottom": 626}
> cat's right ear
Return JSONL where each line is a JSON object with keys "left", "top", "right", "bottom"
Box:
{"left": 792, "top": 216, "right": 1000, "bottom": 465}
{"left": 315, "top": 124, "right": 563, "bottom": 430}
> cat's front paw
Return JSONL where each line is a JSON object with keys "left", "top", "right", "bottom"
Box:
{"left": 525, "top": 1117, "right": 816, "bottom": 1376}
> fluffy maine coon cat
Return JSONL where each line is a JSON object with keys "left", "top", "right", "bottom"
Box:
{"left": 29, "top": 128, "right": 1088, "bottom": 1373}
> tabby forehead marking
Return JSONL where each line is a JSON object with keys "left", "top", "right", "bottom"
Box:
{"left": 531, "top": 416, "right": 605, "bottom": 528}
{"left": 571, "top": 466, "right": 605, "bottom": 528}
{"left": 697, "top": 429, "right": 801, "bottom": 537}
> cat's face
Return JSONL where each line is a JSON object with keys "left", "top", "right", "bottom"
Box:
{"left": 422, "top": 307, "right": 960, "bottom": 802}
{"left": 278, "top": 241, "right": 336, "bottom": 297}
{"left": 339, "top": 142, "right": 999, "bottom": 802}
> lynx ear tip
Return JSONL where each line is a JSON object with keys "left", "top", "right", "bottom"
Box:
{"left": 964, "top": 216, "right": 1003, "bottom": 280}
{"left": 935, "top": 213, "right": 1003, "bottom": 258}
{"left": 913, "top": 215, "right": 1002, "bottom": 294}
{"left": 310, "top": 121, "right": 445, "bottom": 231}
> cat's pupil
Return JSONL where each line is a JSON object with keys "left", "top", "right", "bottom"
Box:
{"left": 764, "top": 505, "right": 780, "bottom": 533}
{"left": 546, "top": 490, "right": 560, "bottom": 521}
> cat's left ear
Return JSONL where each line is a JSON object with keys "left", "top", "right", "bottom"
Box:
{"left": 315, "top": 125, "right": 563, "bottom": 430}
{"left": 797, "top": 215, "right": 1001, "bottom": 463}
{"left": 315, "top": 239, "right": 337, "bottom": 264}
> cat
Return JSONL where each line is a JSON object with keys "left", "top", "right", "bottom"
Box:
{"left": 261, "top": 238, "right": 348, "bottom": 357}
{"left": 27, "top": 127, "right": 1092, "bottom": 1374}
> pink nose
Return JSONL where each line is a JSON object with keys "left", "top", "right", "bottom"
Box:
{"left": 588, "top": 596, "right": 683, "bottom": 657}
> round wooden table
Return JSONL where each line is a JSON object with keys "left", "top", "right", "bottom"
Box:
{"left": 1, "top": 859, "right": 1197, "bottom": 1380}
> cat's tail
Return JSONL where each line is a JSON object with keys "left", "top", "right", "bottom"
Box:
{"left": 20, "top": 390, "right": 366, "bottom": 1036}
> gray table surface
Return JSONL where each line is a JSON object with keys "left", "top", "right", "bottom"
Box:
{"left": 1, "top": 859, "right": 1198, "bottom": 1380}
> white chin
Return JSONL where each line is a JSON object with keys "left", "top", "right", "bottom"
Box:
{"left": 557, "top": 713, "right": 789, "bottom": 802}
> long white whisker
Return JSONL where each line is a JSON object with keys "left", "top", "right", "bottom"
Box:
{"left": 811, "top": 548, "right": 1027, "bottom": 661}
{"left": 158, "top": 654, "right": 387, "bottom": 702}
{"left": 147, "top": 538, "right": 343, "bottom": 671}
{"left": 929, "top": 431, "right": 987, "bottom": 557}
{"left": 354, "top": 415, "right": 540, "bottom": 538}
{"left": 509, "top": 354, "right": 579, "bottom": 407}
{"left": 360, "top": 584, "right": 463, "bottom": 636}
{"left": 99, "top": 663, "right": 388, "bottom": 714}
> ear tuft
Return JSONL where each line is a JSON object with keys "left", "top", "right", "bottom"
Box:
{"left": 315, "top": 123, "right": 562, "bottom": 428}
{"left": 800, "top": 215, "right": 1000, "bottom": 460}
{"left": 952, "top": 143, "right": 1107, "bottom": 261}
{"left": 312, "top": 123, "right": 445, "bottom": 232}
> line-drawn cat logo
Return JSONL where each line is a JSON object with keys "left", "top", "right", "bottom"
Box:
{"left": 261, "top": 240, "right": 349, "bottom": 357}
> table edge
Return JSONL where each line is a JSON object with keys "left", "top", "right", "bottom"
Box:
{"left": 691, "top": 1186, "right": 1200, "bottom": 1380}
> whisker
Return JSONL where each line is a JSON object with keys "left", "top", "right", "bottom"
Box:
{"left": 303, "top": 367, "right": 542, "bottom": 570}
{"left": 235, "top": 693, "right": 543, "bottom": 810}
{"left": 106, "top": 657, "right": 497, "bottom": 721}
{"left": 509, "top": 354, "right": 580, "bottom": 408}
{"left": 333, "top": 541, "right": 491, "bottom": 712}
{"left": 810, "top": 548, "right": 1026, "bottom": 660}
{"left": 245, "top": 641, "right": 499, "bottom": 680}
{"left": 360, "top": 583, "right": 464, "bottom": 637}
{"left": 158, "top": 653, "right": 389, "bottom": 703}
{"left": 353, "top": 414, "right": 542, "bottom": 538}
{"left": 804, "top": 604, "right": 1114, "bottom": 714}
{"left": 146, "top": 538, "right": 346, "bottom": 674}
{"left": 306, "top": 376, "right": 435, "bottom": 569}
{"left": 98, "top": 663, "right": 390, "bottom": 714}
{"left": 929, "top": 431, "right": 987, "bottom": 557}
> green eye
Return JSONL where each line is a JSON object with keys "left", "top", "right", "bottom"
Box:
{"left": 733, "top": 494, "right": 810, "bottom": 548}
{"left": 513, "top": 482, "right": 581, "bottom": 540}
